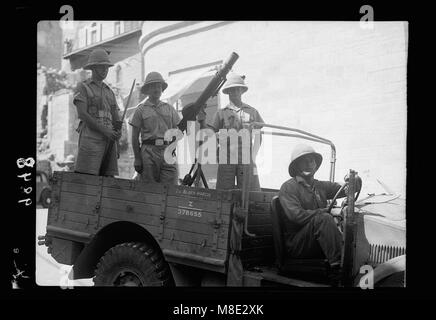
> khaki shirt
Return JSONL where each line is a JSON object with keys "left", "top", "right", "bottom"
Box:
{"left": 209, "top": 103, "right": 264, "bottom": 165}
{"left": 129, "top": 99, "right": 180, "bottom": 141}
{"left": 73, "top": 79, "right": 119, "bottom": 140}
{"left": 209, "top": 102, "right": 264, "bottom": 132}
{"left": 279, "top": 176, "right": 345, "bottom": 233}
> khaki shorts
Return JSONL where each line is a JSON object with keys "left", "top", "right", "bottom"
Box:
{"left": 139, "top": 144, "right": 177, "bottom": 184}
{"left": 75, "top": 135, "right": 118, "bottom": 176}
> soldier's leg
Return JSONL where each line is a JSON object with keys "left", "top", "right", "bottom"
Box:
{"left": 159, "top": 149, "right": 177, "bottom": 184}
{"left": 102, "top": 140, "right": 119, "bottom": 177}
{"left": 216, "top": 164, "right": 237, "bottom": 189}
{"left": 160, "top": 164, "right": 178, "bottom": 184}
{"left": 75, "top": 135, "right": 106, "bottom": 175}
{"left": 287, "top": 212, "right": 342, "bottom": 266}
{"left": 140, "top": 145, "right": 160, "bottom": 183}
{"left": 155, "top": 146, "right": 178, "bottom": 184}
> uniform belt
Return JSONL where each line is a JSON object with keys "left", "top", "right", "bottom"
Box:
{"left": 142, "top": 138, "right": 170, "bottom": 146}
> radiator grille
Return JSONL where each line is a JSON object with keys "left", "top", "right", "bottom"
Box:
{"left": 369, "top": 244, "right": 406, "bottom": 265}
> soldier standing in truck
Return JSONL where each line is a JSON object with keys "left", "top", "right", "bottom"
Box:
{"left": 208, "top": 73, "right": 264, "bottom": 190}
{"left": 129, "top": 72, "right": 181, "bottom": 184}
{"left": 73, "top": 48, "right": 121, "bottom": 177}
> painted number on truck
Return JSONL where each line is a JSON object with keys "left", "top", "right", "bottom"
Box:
{"left": 177, "top": 207, "right": 202, "bottom": 218}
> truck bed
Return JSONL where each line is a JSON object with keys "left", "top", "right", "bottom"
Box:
{"left": 45, "top": 172, "right": 276, "bottom": 274}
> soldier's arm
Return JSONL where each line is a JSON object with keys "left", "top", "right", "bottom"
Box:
{"left": 131, "top": 126, "right": 141, "bottom": 161}
{"left": 129, "top": 109, "right": 143, "bottom": 172}
{"left": 74, "top": 84, "right": 113, "bottom": 138}
{"left": 279, "top": 182, "right": 329, "bottom": 227}
{"left": 208, "top": 111, "right": 222, "bottom": 133}
{"left": 321, "top": 181, "right": 347, "bottom": 200}
{"left": 322, "top": 175, "right": 362, "bottom": 199}
{"left": 252, "top": 109, "right": 264, "bottom": 146}
{"left": 112, "top": 106, "right": 120, "bottom": 123}
{"left": 110, "top": 95, "right": 122, "bottom": 142}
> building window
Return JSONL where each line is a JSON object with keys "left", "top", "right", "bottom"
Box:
{"left": 114, "top": 21, "right": 121, "bottom": 36}
{"left": 90, "top": 30, "right": 97, "bottom": 44}
{"left": 88, "top": 22, "right": 99, "bottom": 45}
{"left": 124, "top": 21, "right": 132, "bottom": 33}
{"left": 123, "top": 21, "right": 140, "bottom": 33}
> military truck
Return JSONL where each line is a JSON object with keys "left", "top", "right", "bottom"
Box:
{"left": 38, "top": 122, "right": 405, "bottom": 287}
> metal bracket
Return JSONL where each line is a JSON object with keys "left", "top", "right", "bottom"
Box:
{"left": 159, "top": 185, "right": 168, "bottom": 241}
{"left": 212, "top": 192, "right": 223, "bottom": 250}
{"left": 93, "top": 176, "right": 104, "bottom": 230}
{"left": 53, "top": 172, "right": 63, "bottom": 222}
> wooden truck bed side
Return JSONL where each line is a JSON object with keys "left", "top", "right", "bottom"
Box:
{"left": 46, "top": 172, "right": 238, "bottom": 273}
{"left": 241, "top": 191, "right": 276, "bottom": 268}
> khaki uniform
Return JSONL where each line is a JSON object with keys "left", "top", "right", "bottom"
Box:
{"left": 279, "top": 176, "right": 345, "bottom": 265}
{"left": 129, "top": 99, "right": 180, "bottom": 183}
{"left": 73, "top": 79, "right": 120, "bottom": 176}
{"left": 209, "top": 103, "right": 264, "bottom": 190}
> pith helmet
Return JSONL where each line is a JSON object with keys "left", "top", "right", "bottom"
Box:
{"left": 83, "top": 48, "right": 114, "bottom": 70}
{"left": 141, "top": 72, "right": 168, "bottom": 94}
{"left": 222, "top": 73, "right": 248, "bottom": 94}
{"left": 63, "top": 154, "right": 75, "bottom": 164}
{"left": 288, "top": 144, "right": 323, "bottom": 177}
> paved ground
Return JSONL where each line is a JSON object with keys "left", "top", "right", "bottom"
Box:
{"left": 36, "top": 207, "right": 93, "bottom": 287}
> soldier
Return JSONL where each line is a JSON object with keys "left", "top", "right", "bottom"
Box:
{"left": 279, "top": 144, "right": 362, "bottom": 283}
{"left": 129, "top": 72, "right": 180, "bottom": 184}
{"left": 73, "top": 48, "right": 121, "bottom": 177}
{"left": 208, "top": 73, "right": 264, "bottom": 190}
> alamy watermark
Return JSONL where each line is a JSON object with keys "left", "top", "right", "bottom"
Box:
{"left": 360, "top": 5, "right": 374, "bottom": 30}
{"left": 59, "top": 5, "right": 74, "bottom": 30}
{"left": 359, "top": 265, "right": 374, "bottom": 289}
{"left": 163, "top": 121, "right": 271, "bottom": 171}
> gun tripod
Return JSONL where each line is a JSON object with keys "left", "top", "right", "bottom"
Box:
{"left": 182, "top": 159, "right": 209, "bottom": 188}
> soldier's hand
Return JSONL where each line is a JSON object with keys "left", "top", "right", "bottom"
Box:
{"left": 134, "top": 158, "right": 143, "bottom": 174}
{"left": 330, "top": 207, "right": 342, "bottom": 216}
{"left": 181, "top": 102, "right": 197, "bottom": 121}
{"left": 344, "top": 173, "right": 362, "bottom": 193}
{"left": 113, "top": 129, "right": 122, "bottom": 141}
{"left": 102, "top": 127, "right": 118, "bottom": 141}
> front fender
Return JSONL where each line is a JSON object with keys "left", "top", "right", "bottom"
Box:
{"left": 357, "top": 255, "right": 405, "bottom": 287}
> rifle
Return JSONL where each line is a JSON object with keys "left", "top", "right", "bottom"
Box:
{"left": 177, "top": 52, "right": 239, "bottom": 132}
{"left": 99, "top": 79, "right": 136, "bottom": 176}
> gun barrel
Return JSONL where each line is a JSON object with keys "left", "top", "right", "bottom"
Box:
{"left": 195, "top": 52, "right": 239, "bottom": 107}
{"left": 221, "top": 52, "right": 239, "bottom": 76}
{"left": 178, "top": 52, "right": 239, "bottom": 132}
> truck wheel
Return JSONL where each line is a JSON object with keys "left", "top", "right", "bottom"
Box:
{"left": 40, "top": 188, "right": 52, "bottom": 208}
{"left": 93, "top": 242, "right": 174, "bottom": 287}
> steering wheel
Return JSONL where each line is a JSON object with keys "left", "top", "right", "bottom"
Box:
{"left": 327, "top": 183, "right": 347, "bottom": 213}
{"left": 327, "top": 181, "right": 362, "bottom": 213}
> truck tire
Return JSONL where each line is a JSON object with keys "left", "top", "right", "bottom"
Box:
{"left": 93, "top": 242, "right": 174, "bottom": 287}
{"left": 40, "top": 188, "right": 52, "bottom": 208}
